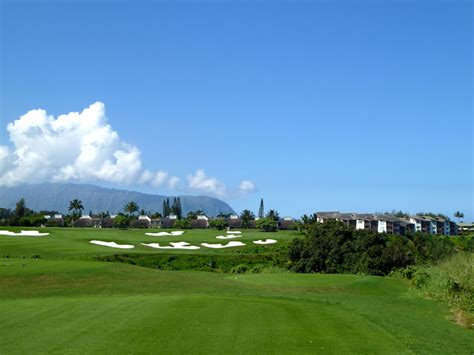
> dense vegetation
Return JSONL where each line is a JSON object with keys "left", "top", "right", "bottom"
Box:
{"left": 288, "top": 220, "right": 461, "bottom": 276}
{"left": 97, "top": 252, "right": 287, "bottom": 273}
{"left": 405, "top": 252, "right": 473, "bottom": 328}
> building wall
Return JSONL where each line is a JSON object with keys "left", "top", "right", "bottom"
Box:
{"left": 356, "top": 220, "right": 365, "bottom": 230}
{"left": 409, "top": 218, "right": 422, "bottom": 232}
{"left": 378, "top": 220, "right": 387, "bottom": 233}
{"left": 444, "top": 222, "right": 450, "bottom": 236}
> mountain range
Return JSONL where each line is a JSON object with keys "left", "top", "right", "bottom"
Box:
{"left": 0, "top": 183, "right": 236, "bottom": 216}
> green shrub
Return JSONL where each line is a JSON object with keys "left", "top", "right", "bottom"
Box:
{"left": 256, "top": 218, "right": 278, "bottom": 232}
{"left": 174, "top": 219, "right": 191, "bottom": 229}
{"left": 209, "top": 219, "right": 228, "bottom": 230}
{"left": 96, "top": 252, "right": 287, "bottom": 273}
{"left": 114, "top": 215, "right": 130, "bottom": 229}
{"left": 230, "top": 264, "right": 249, "bottom": 274}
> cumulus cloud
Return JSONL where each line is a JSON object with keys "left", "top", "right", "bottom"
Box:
{"left": 0, "top": 102, "right": 256, "bottom": 198}
{"left": 238, "top": 179, "right": 256, "bottom": 195}
{"left": 187, "top": 169, "right": 227, "bottom": 198}
{"left": 0, "top": 102, "right": 173, "bottom": 188}
{"left": 168, "top": 176, "right": 181, "bottom": 189}
{"left": 186, "top": 169, "right": 256, "bottom": 197}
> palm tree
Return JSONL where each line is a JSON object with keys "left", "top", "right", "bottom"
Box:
{"left": 300, "top": 213, "right": 318, "bottom": 231}
{"left": 240, "top": 209, "right": 255, "bottom": 228}
{"left": 68, "top": 199, "right": 84, "bottom": 223}
{"left": 266, "top": 209, "right": 280, "bottom": 222}
{"left": 186, "top": 210, "right": 205, "bottom": 220}
{"left": 97, "top": 211, "right": 109, "bottom": 219}
{"left": 454, "top": 211, "right": 464, "bottom": 223}
{"left": 124, "top": 201, "right": 139, "bottom": 216}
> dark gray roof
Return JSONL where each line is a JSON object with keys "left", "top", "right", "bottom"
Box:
{"left": 316, "top": 212, "right": 340, "bottom": 219}
{"left": 336, "top": 213, "right": 357, "bottom": 220}
{"left": 354, "top": 213, "right": 376, "bottom": 221}
{"left": 375, "top": 215, "right": 402, "bottom": 223}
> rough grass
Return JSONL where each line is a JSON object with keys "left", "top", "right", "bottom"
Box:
{"left": 409, "top": 252, "right": 473, "bottom": 328}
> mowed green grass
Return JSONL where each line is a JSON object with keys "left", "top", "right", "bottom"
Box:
{"left": 0, "top": 227, "right": 295, "bottom": 259}
{"left": 0, "top": 228, "right": 473, "bottom": 354}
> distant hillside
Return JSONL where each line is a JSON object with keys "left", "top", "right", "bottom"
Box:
{"left": 0, "top": 183, "right": 235, "bottom": 217}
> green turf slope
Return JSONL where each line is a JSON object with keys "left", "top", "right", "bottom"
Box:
{"left": 0, "top": 257, "right": 472, "bottom": 354}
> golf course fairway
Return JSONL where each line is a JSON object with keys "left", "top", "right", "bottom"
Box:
{"left": 0, "top": 228, "right": 472, "bottom": 354}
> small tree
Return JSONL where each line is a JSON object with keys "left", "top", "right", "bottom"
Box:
{"left": 174, "top": 219, "right": 191, "bottom": 229}
{"left": 114, "top": 215, "right": 130, "bottom": 229}
{"left": 209, "top": 219, "right": 228, "bottom": 230}
{"left": 256, "top": 217, "right": 277, "bottom": 232}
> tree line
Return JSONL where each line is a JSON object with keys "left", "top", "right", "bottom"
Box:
{"left": 0, "top": 197, "right": 288, "bottom": 230}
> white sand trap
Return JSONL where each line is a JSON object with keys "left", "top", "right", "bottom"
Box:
{"left": 145, "top": 231, "right": 185, "bottom": 236}
{"left": 0, "top": 230, "right": 50, "bottom": 236}
{"left": 226, "top": 231, "right": 241, "bottom": 234}
{"left": 90, "top": 240, "right": 135, "bottom": 249}
{"left": 253, "top": 239, "right": 277, "bottom": 245}
{"left": 141, "top": 242, "right": 200, "bottom": 250}
{"left": 201, "top": 241, "right": 246, "bottom": 249}
{"left": 216, "top": 235, "right": 242, "bottom": 240}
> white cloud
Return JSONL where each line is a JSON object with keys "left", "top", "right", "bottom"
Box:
{"left": 0, "top": 102, "right": 256, "bottom": 199}
{"left": 187, "top": 169, "right": 227, "bottom": 198}
{"left": 0, "top": 102, "right": 165, "bottom": 188}
{"left": 238, "top": 179, "right": 256, "bottom": 195}
{"left": 0, "top": 102, "right": 143, "bottom": 186}
{"left": 168, "top": 176, "right": 180, "bottom": 189}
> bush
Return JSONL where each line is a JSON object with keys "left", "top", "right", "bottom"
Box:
{"left": 256, "top": 218, "right": 278, "bottom": 232}
{"left": 209, "top": 219, "right": 228, "bottom": 230}
{"left": 174, "top": 219, "right": 191, "bottom": 229}
{"left": 96, "top": 252, "right": 288, "bottom": 273}
{"left": 18, "top": 216, "right": 32, "bottom": 227}
{"left": 114, "top": 215, "right": 130, "bottom": 229}
{"left": 230, "top": 264, "right": 249, "bottom": 274}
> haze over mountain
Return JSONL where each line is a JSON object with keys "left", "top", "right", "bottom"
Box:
{"left": 0, "top": 183, "right": 236, "bottom": 216}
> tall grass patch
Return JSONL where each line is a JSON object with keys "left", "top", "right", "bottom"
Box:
{"left": 408, "top": 252, "right": 473, "bottom": 328}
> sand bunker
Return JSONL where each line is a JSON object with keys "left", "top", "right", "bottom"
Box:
{"left": 90, "top": 240, "right": 135, "bottom": 249}
{"left": 253, "top": 239, "right": 277, "bottom": 245}
{"left": 145, "top": 231, "right": 185, "bottom": 236}
{"left": 141, "top": 242, "right": 199, "bottom": 250}
{"left": 226, "top": 231, "right": 241, "bottom": 234}
{"left": 201, "top": 241, "right": 246, "bottom": 249}
{"left": 216, "top": 235, "right": 242, "bottom": 240}
{"left": 0, "top": 230, "right": 50, "bottom": 236}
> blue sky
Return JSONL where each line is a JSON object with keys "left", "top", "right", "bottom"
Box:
{"left": 1, "top": 0, "right": 472, "bottom": 219}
